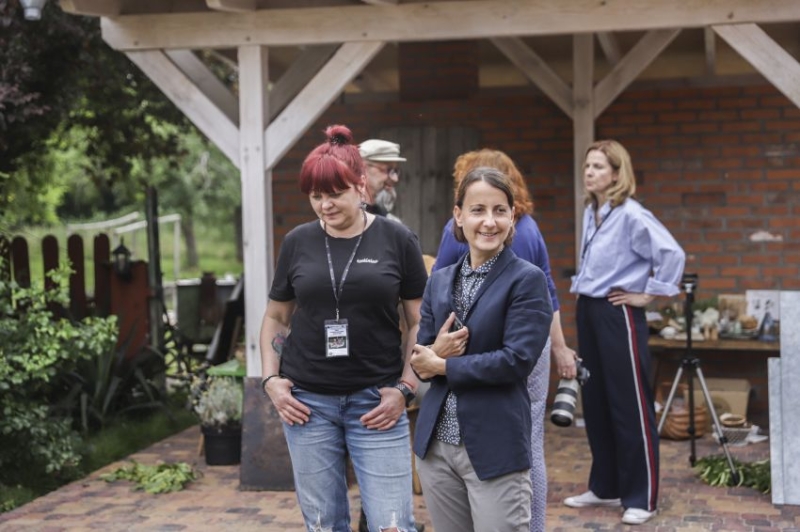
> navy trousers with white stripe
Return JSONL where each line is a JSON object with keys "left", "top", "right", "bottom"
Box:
{"left": 576, "top": 296, "right": 659, "bottom": 512}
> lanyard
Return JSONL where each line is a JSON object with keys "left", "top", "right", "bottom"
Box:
{"left": 581, "top": 206, "right": 615, "bottom": 260}
{"left": 324, "top": 209, "right": 367, "bottom": 320}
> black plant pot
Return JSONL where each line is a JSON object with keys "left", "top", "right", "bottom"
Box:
{"left": 202, "top": 424, "right": 242, "bottom": 466}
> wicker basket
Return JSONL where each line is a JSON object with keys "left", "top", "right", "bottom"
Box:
{"left": 718, "top": 426, "right": 752, "bottom": 446}
{"left": 656, "top": 382, "right": 708, "bottom": 441}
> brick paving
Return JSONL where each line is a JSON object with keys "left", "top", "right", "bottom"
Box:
{"left": 1, "top": 422, "right": 797, "bottom": 531}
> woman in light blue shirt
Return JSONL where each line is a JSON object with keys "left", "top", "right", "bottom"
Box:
{"left": 565, "top": 140, "right": 685, "bottom": 526}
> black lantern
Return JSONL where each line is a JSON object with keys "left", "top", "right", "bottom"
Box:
{"left": 112, "top": 239, "right": 132, "bottom": 280}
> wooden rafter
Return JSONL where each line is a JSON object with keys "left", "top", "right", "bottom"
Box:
{"left": 704, "top": 27, "right": 717, "bottom": 75}
{"left": 596, "top": 32, "right": 621, "bottom": 66}
{"left": 491, "top": 37, "right": 573, "bottom": 119}
{"left": 269, "top": 45, "right": 338, "bottom": 120}
{"left": 594, "top": 29, "right": 681, "bottom": 118}
{"left": 165, "top": 50, "right": 239, "bottom": 125}
{"left": 714, "top": 23, "right": 800, "bottom": 109}
{"left": 125, "top": 50, "right": 240, "bottom": 167}
{"left": 265, "top": 41, "right": 385, "bottom": 170}
{"left": 100, "top": 0, "right": 800, "bottom": 51}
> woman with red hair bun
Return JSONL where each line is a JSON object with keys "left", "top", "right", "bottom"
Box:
{"left": 259, "top": 125, "right": 428, "bottom": 532}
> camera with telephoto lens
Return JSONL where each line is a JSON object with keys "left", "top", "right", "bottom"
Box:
{"left": 550, "top": 359, "right": 590, "bottom": 427}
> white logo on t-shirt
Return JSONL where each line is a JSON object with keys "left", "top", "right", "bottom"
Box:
{"left": 357, "top": 258, "right": 379, "bottom": 264}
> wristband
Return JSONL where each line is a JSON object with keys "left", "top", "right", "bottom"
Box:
{"left": 399, "top": 379, "right": 417, "bottom": 393}
{"left": 261, "top": 374, "right": 281, "bottom": 396}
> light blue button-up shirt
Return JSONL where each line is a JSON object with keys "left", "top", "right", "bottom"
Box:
{"left": 570, "top": 198, "right": 686, "bottom": 298}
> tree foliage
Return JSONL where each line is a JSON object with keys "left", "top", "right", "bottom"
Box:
{"left": 0, "top": 0, "right": 188, "bottom": 226}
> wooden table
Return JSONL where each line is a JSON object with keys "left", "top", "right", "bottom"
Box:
{"left": 648, "top": 336, "right": 779, "bottom": 353}
{"left": 648, "top": 336, "right": 780, "bottom": 428}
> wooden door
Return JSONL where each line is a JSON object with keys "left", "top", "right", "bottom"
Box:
{"left": 376, "top": 126, "right": 480, "bottom": 255}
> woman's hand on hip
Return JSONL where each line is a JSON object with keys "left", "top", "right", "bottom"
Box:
{"left": 265, "top": 377, "right": 310, "bottom": 426}
{"left": 607, "top": 289, "right": 654, "bottom": 308}
{"left": 360, "top": 387, "right": 405, "bottom": 430}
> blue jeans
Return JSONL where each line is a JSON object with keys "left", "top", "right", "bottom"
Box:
{"left": 282, "top": 386, "right": 417, "bottom": 532}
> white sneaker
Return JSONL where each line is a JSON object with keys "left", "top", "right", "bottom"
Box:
{"left": 563, "top": 491, "right": 622, "bottom": 508}
{"left": 622, "top": 508, "right": 657, "bottom": 525}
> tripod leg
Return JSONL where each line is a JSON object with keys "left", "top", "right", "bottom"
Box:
{"left": 657, "top": 366, "right": 684, "bottom": 435}
{"left": 695, "top": 366, "right": 740, "bottom": 484}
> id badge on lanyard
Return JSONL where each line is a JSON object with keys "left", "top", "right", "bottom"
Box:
{"left": 324, "top": 319, "right": 349, "bottom": 358}
{"left": 323, "top": 210, "right": 366, "bottom": 359}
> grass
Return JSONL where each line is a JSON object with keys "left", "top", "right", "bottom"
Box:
{"left": 0, "top": 401, "right": 198, "bottom": 514}
{"left": 81, "top": 405, "right": 198, "bottom": 473}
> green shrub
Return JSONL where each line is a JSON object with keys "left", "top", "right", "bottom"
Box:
{"left": 0, "top": 263, "right": 118, "bottom": 482}
{"left": 63, "top": 325, "right": 167, "bottom": 433}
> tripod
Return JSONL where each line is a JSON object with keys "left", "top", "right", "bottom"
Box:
{"left": 657, "top": 273, "right": 739, "bottom": 483}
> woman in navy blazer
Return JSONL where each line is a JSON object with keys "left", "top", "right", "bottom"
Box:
{"left": 411, "top": 167, "right": 553, "bottom": 532}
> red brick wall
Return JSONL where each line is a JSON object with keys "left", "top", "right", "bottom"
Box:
{"left": 270, "top": 83, "right": 799, "bottom": 422}
{"left": 274, "top": 83, "right": 799, "bottom": 336}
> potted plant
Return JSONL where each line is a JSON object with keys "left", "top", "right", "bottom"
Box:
{"left": 192, "top": 376, "right": 243, "bottom": 465}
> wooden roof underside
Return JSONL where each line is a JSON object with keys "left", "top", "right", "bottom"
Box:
{"left": 61, "top": 0, "right": 800, "bottom": 93}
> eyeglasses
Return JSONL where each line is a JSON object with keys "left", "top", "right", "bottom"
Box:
{"left": 367, "top": 163, "right": 399, "bottom": 178}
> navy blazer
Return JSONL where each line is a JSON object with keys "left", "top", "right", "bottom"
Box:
{"left": 413, "top": 247, "right": 553, "bottom": 481}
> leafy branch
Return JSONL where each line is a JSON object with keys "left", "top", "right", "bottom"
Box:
{"left": 694, "top": 455, "right": 771, "bottom": 494}
{"left": 100, "top": 461, "right": 197, "bottom": 494}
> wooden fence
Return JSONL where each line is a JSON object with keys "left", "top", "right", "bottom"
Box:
{"left": 1, "top": 233, "right": 150, "bottom": 359}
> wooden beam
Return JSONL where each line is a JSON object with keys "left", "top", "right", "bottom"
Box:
{"left": 361, "top": 0, "right": 399, "bottom": 4}
{"left": 237, "top": 45, "right": 271, "bottom": 376}
{"left": 60, "top": 0, "right": 120, "bottom": 17}
{"left": 596, "top": 32, "right": 621, "bottom": 66}
{"left": 125, "top": 50, "right": 240, "bottom": 168}
{"left": 573, "top": 34, "right": 594, "bottom": 268}
{"left": 265, "top": 41, "right": 385, "bottom": 170}
{"left": 165, "top": 50, "right": 239, "bottom": 125}
{"left": 704, "top": 27, "right": 717, "bottom": 75}
{"left": 491, "top": 37, "right": 573, "bottom": 119}
{"left": 714, "top": 23, "right": 800, "bottom": 109}
{"left": 206, "top": 0, "right": 256, "bottom": 13}
{"left": 594, "top": 29, "right": 681, "bottom": 118}
{"left": 269, "top": 45, "right": 338, "bottom": 120}
{"left": 100, "top": 0, "right": 800, "bottom": 50}
{"left": 208, "top": 49, "right": 238, "bottom": 70}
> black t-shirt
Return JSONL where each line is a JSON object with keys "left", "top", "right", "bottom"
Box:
{"left": 269, "top": 215, "right": 428, "bottom": 394}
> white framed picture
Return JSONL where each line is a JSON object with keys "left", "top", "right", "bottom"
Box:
{"left": 745, "top": 290, "right": 780, "bottom": 325}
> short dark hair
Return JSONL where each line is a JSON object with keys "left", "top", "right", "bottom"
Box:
{"left": 452, "top": 166, "right": 516, "bottom": 246}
